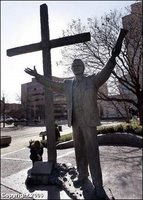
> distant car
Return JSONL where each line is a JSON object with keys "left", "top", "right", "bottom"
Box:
{"left": 32, "top": 119, "right": 40, "bottom": 124}
{"left": 6, "top": 117, "right": 14, "bottom": 125}
{"left": 19, "top": 118, "right": 28, "bottom": 122}
{"left": 13, "top": 118, "right": 19, "bottom": 122}
{"left": 14, "top": 118, "right": 28, "bottom": 126}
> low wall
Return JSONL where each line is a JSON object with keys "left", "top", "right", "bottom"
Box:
{"left": 56, "top": 133, "right": 142, "bottom": 149}
{"left": 0, "top": 136, "right": 12, "bottom": 147}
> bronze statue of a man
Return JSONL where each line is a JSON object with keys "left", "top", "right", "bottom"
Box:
{"left": 25, "top": 29, "right": 127, "bottom": 199}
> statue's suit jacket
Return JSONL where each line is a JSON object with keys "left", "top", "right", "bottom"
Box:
{"left": 36, "top": 57, "right": 116, "bottom": 128}
{"left": 64, "top": 77, "right": 100, "bottom": 127}
{"left": 64, "top": 57, "right": 116, "bottom": 127}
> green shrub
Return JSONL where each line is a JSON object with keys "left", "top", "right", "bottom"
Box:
{"left": 106, "top": 126, "right": 115, "bottom": 133}
{"left": 97, "top": 129, "right": 102, "bottom": 135}
{"left": 97, "top": 122, "right": 142, "bottom": 137}
{"left": 59, "top": 133, "right": 72, "bottom": 142}
{"left": 97, "top": 125, "right": 119, "bottom": 135}
{"left": 115, "top": 125, "right": 124, "bottom": 132}
{"left": 40, "top": 133, "right": 73, "bottom": 147}
{"left": 39, "top": 123, "right": 142, "bottom": 148}
{"left": 126, "top": 125, "right": 135, "bottom": 133}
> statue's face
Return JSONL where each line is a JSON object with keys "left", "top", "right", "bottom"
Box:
{"left": 72, "top": 60, "right": 85, "bottom": 75}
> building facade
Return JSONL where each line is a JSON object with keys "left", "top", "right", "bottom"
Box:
{"left": 21, "top": 77, "right": 67, "bottom": 122}
{"left": 122, "top": 2, "right": 142, "bottom": 98}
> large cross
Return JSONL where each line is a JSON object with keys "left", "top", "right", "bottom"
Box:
{"left": 7, "top": 4, "right": 90, "bottom": 166}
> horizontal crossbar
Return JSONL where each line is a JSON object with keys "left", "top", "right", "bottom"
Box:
{"left": 50, "top": 32, "right": 91, "bottom": 48}
{"left": 7, "top": 32, "right": 91, "bottom": 57}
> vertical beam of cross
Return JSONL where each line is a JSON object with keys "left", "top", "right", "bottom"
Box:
{"left": 40, "top": 4, "right": 56, "bottom": 163}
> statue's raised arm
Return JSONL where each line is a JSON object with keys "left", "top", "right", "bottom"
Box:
{"left": 111, "top": 28, "right": 128, "bottom": 58}
{"left": 24, "top": 66, "right": 65, "bottom": 93}
{"left": 95, "top": 28, "right": 128, "bottom": 88}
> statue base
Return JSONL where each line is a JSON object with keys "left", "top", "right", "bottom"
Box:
{"left": 26, "top": 162, "right": 115, "bottom": 199}
{"left": 31, "top": 161, "right": 53, "bottom": 175}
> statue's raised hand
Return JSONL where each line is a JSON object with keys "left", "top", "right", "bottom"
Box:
{"left": 24, "top": 66, "right": 38, "bottom": 77}
{"left": 112, "top": 29, "right": 128, "bottom": 58}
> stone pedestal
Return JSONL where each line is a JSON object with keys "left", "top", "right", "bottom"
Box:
{"left": 25, "top": 162, "right": 114, "bottom": 199}
{"left": 26, "top": 161, "right": 54, "bottom": 186}
{"left": 31, "top": 161, "right": 53, "bottom": 175}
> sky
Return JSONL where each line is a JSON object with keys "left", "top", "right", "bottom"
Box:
{"left": 1, "top": 1, "right": 134, "bottom": 103}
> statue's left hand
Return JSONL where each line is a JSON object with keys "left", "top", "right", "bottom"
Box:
{"left": 112, "top": 29, "right": 128, "bottom": 58}
{"left": 112, "top": 46, "right": 121, "bottom": 57}
{"left": 24, "top": 66, "right": 38, "bottom": 77}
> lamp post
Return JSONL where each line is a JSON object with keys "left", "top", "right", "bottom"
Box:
{"left": 2, "top": 97, "right": 5, "bottom": 128}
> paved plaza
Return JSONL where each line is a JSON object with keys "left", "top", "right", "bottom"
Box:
{"left": 1, "top": 124, "right": 142, "bottom": 199}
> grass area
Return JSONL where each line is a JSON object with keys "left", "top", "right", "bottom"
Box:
{"left": 40, "top": 133, "right": 73, "bottom": 147}
{"left": 58, "top": 121, "right": 143, "bottom": 143}
{"left": 59, "top": 133, "right": 73, "bottom": 142}
{"left": 40, "top": 121, "right": 143, "bottom": 146}
{"left": 97, "top": 122, "right": 142, "bottom": 136}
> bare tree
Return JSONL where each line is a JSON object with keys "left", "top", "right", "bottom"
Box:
{"left": 59, "top": 3, "right": 143, "bottom": 124}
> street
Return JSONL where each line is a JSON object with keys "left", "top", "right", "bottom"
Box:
{"left": 1, "top": 126, "right": 46, "bottom": 155}
{"left": 1, "top": 124, "right": 71, "bottom": 154}
{"left": 1, "top": 120, "right": 121, "bottom": 154}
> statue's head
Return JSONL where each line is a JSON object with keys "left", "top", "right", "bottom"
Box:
{"left": 72, "top": 59, "right": 85, "bottom": 76}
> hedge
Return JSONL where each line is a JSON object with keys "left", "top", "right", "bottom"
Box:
{"left": 40, "top": 123, "right": 142, "bottom": 145}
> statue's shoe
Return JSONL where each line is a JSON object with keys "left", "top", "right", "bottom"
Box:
{"left": 73, "top": 177, "right": 88, "bottom": 187}
{"left": 95, "top": 186, "right": 108, "bottom": 200}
